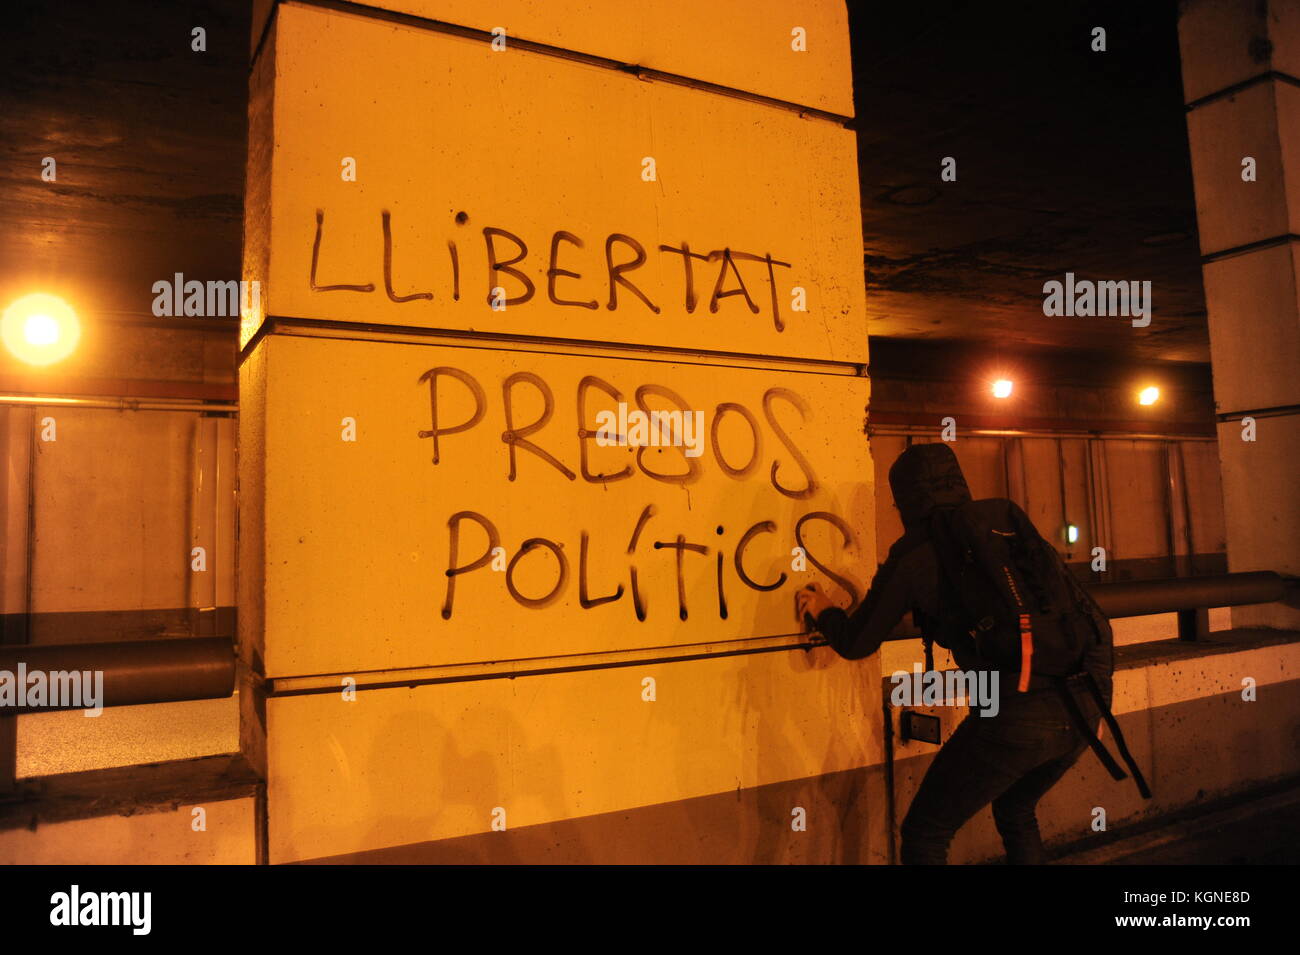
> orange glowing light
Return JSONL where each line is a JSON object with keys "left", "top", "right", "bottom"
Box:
{"left": 1138, "top": 386, "right": 1160, "bottom": 406}
{"left": 2, "top": 294, "right": 81, "bottom": 366}
{"left": 992, "top": 379, "right": 1013, "bottom": 398}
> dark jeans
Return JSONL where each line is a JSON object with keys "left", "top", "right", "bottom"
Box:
{"left": 900, "top": 683, "right": 1102, "bottom": 865}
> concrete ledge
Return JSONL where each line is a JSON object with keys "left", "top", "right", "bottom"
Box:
{"left": 0, "top": 753, "right": 259, "bottom": 833}
{"left": 1114, "top": 627, "right": 1300, "bottom": 670}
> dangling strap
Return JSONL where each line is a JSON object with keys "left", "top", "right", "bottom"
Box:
{"left": 1054, "top": 676, "right": 1152, "bottom": 800}
{"left": 923, "top": 635, "right": 935, "bottom": 674}
{"left": 1081, "top": 672, "right": 1152, "bottom": 800}
{"left": 1055, "top": 679, "right": 1130, "bottom": 783}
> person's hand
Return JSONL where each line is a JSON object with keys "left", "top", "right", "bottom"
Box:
{"left": 795, "top": 582, "right": 834, "bottom": 630}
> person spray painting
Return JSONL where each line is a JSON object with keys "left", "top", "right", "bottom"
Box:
{"left": 796, "top": 443, "right": 1149, "bottom": 865}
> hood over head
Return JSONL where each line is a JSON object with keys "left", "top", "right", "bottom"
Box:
{"left": 888, "top": 443, "right": 972, "bottom": 529}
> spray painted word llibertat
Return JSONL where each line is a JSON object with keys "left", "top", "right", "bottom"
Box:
{"left": 311, "top": 209, "right": 796, "bottom": 330}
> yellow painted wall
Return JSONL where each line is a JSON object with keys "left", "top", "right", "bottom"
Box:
{"left": 242, "top": 2, "right": 866, "bottom": 363}
{"left": 268, "top": 649, "right": 879, "bottom": 862}
{"left": 252, "top": 332, "right": 871, "bottom": 677}
{"left": 251, "top": 0, "right": 854, "bottom": 116}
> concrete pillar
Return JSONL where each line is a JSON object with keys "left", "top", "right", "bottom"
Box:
{"left": 1178, "top": 0, "right": 1300, "bottom": 629}
{"left": 241, "top": 1, "right": 876, "bottom": 863}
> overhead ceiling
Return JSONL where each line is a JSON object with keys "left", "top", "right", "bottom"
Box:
{"left": 851, "top": 0, "right": 1208, "bottom": 363}
{"left": 0, "top": 0, "right": 247, "bottom": 326}
{"left": 0, "top": 0, "right": 1209, "bottom": 371}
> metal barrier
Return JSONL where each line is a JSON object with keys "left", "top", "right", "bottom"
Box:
{"left": 1089, "top": 570, "right": 1291, "bottom": 642}
{"left": 870, "top": 570, "right": 1293, "bottom": 643}
{"left": 0, "top": 637, "right": 234, "bottom": 717}
{"left": 0, "top": 573, "right": 1293, "bottom": 715}
{"left": 1088, "top": 570, "right": 1288, "bottom": 618}
{"left": 0, "top": 571, "right": 1292, "bottom": 792}
{"left": 0, "top": 573, "right": 1292, "bottom": 714}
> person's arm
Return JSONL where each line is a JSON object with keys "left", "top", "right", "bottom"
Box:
{"left": 811, "top": 537, "right": 922, "bottom": 660}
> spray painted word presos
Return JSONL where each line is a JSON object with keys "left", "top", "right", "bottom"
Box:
{"left": 311, "top": 209, "right": 796, "bottom": 330}
{"left": 416, "top": 366, "right": 819, "bottom": 498}
{"left": 440, "top": 505, "right": 859, "bottom": 622}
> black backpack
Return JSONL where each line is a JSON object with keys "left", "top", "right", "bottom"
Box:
{"left": 925, "top": 497, "right": 1151, "bottom": 799}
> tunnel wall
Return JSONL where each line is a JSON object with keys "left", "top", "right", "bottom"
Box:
{"left": 869, "top": 434, "right": 1227, "bottom": 585}
{"left": 0, "top": 325, "right": 240, "bottom": 778}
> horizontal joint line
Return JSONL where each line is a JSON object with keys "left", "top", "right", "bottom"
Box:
{"left": 1215, "top": 403, "right": 1300, "bottom": 422}
{"left": 242, "top": 315, "right": 864, "bottom": 376}
{"left": 1201, "top": 234, "right": 1300, "bottom": 265}
{"left": 268, "top": 640, "right": 816, "bottom": 698}
{"left": 257, "top": 0, "right": 852, "bottom": 125}
{"left": 1185, "top": 70, "right": 1300, "bottom": 111}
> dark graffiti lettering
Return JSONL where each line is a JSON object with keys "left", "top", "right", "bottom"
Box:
{"left": 577, "top": 375, "right": 633, "bottom": 484}
{"left": 484, "top": 227, "right": 536, "bottom": 306}
{"left": 711, "top": 401, "right": 763, "bottom": 479}
{"left": 763, "top": 387, "right": 818, "bottom": 499}
{"left": 730, "top": 251, "right": 793, "bottom": 332}
{"left": 502, "top": 371, "right": 576, "bottom": 482}
{"left": 310, "top": 210, "right": 797, "bottom": 331}
{"left": 579, "top": 531, "right": 624, "bottom": 608}
{"left": 653, "top": 535, "right": 709, "bottom": 620}
{"left": 311, "top": 209, "right": 374, "bottom": 292}
{"left": 734, "top": 520, "right": 787, "bottom": 592}
{"left": 547, "top": 231, "right": 599, "bottom": 310}
{"left": 418, "top": 366, "right": 487, "bottom": 465}
{"left": 415, "top": 365, "right": 855, "bottom": 625}
{"left": 795, "top": 511, "right": 859, "bottom": 606}
{"left": 382, "top": 211, "right": 433, "bottom": 303}
{"left": 505, "top": 537, "right": 568, "bottom": 609}
{"left": 417, "top": 367, "right": 821, "bottom": 493}
{"left": 442, "top": 510, "right": 500, "bottom": 619}
{"left": 627, "top": 503, "right": 655, "bottom": 622}
{"left": 436, "top": 504, "right": 857, "bottom": 624}
{"left": 709, "top": 248, "right": 759, "bottom": 314}
{"left": 633, "top": 384, "right": 700, "bottom": 486}
{"left": 715, "top": 551, "right": 728, "bottom": 619}
{"left": 448, "top": 239, "right": 460, "bottom": 301}
{"left": 605, "top": 233, "right": 660, "bottom": 314}
{"left": 658, "top": 241, "right": 711, "bottom": 313}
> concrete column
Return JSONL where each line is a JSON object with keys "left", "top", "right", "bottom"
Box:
{"left": 1178, "top": 0, "right": 1300, "bottom": 629}
{"left": 240, "top": 0, "right": 876, "bottom": 863}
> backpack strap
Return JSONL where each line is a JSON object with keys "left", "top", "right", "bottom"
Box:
{"left": 1017, "top": 613, "right": 1033, "bottom": 692}
{"left": 1081, "top": 672, "right": 1152, "bottom": 800}
{"left": 1054, "top": 677, "right": 1152, "bottom": 800}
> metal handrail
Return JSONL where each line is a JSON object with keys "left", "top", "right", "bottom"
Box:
{"left": 0, "top": 572, "right": 1292, "bottom": 717}
{"left": 875, "top": 570, "right": 1292, "bottom": 643}
{"left": 1086, "top": 570, "right": 1289, "bottom": 618}
{"left": 0, "top": 637, "right": 234, "bottom": 716}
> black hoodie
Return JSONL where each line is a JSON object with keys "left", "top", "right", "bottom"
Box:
{"left": 814, "top": 443, "right": 963, "bottom": 661}
{"left": 888, "top": 442, "right": 972, "bottom": 531}
{"left": 814, "top": 443, "right": 1113, "bottom": 701}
